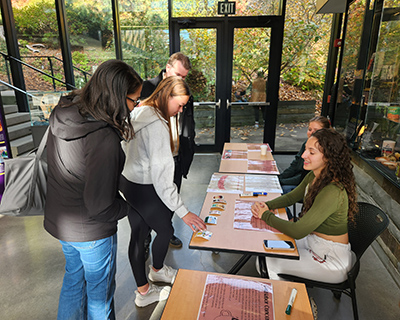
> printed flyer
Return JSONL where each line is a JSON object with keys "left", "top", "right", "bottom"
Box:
{"left": 233, "top": 200, "right": 282, "bottom": 233}
{"left": 244, "top": 174, "right": 283, "bottom": 194}
{"left": 207, "top": 173, "right": 245, "bottom": 194}
{"left": 247, "top": 160, "right": 279, "bottom": 175}
{"left": 222, "top": 149, "right": 248, "bottom": 160}
{"left": 247, "top": 143, "right": 272, "bottom": 152}
{"left": 197, "top": 274, "right": 274, "bottom": 320}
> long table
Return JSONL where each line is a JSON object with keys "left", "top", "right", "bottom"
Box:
{"left": 161, "top": 269, "right": 314, "bottom": 320}
{"left": 189, "top": 173, "right": 298, "bottom": 277}
{"left": 219, "top": 142, "right": 279, "bottom": 174}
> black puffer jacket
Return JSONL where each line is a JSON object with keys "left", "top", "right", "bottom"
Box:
{"left": 44, "top": 96, "right": 130, "bottom": 242}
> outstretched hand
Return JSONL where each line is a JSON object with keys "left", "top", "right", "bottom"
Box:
{"left": 251, "top": 201, "right": 268, "bottom": 219}
{"left": 182, "top": 211, "right": 207, "bottom": 232}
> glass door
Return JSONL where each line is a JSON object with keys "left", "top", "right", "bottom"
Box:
{"left": 171, "top": 16, "right": 283, "bottom": 152}
{"left": 229, "top": 27, "right": 271, "bottom": 143}
{"left": 179, "top": 27, "right": 219, "bottom": 147}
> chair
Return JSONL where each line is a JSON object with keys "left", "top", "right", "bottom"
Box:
{"left": 278, "top": 202, "right": 389, "bottom": 320}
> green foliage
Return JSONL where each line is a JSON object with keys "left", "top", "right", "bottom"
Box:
{"left": 72, "top": 51, "right": 91, "bottom": 72}
{"left": 13, "top": 0, "right": 113, "bottom": 48}
{"left": 186, "top": 68, "right": 212, "bottom": 101}
{"left": 280, "top": 0, "right": 331, "bottom": 92}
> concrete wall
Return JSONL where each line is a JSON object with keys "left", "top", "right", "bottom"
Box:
{"left": 194, "top": 100, "right": 316, "bottom": 128}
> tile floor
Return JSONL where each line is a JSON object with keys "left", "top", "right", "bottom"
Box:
{"left": 0, "top": 153, "right": 399, "bottom": 320}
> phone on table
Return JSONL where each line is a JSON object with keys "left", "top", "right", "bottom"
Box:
{"left": 263, "top": 240, "right": 295, "bottom": 250}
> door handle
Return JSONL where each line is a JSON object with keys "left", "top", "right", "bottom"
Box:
{"left": 226, "top": 99, "right": 231, "bottom": 110}
{"left": 193, "top": 99, "right": 221, "bottom": 109}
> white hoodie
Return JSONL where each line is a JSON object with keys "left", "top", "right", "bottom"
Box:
{"left": 121, "top": 105, "right": 188, "bottom": 218}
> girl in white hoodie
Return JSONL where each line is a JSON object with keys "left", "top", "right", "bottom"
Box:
{"left": 120, "top": 76, "right": 206, "bottom": 307}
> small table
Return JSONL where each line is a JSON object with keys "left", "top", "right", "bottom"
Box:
{"left": 219, "top": 142, "right": 279, "bottom": 174}
{"left": 161, "top": 269, "right": 314, "bottom": 320}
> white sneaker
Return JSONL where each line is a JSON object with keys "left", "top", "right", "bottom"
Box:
{"left": 134, "top": 283, "right": 171, "bottom": 307}
{"left": 148, "top": 265, "right": 177, "bottom": 284}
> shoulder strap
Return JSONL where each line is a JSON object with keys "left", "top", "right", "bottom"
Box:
{"left": 36, "top": 127, "right": 49, "bottom": 159}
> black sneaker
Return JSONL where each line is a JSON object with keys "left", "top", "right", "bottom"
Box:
{"left": 169, "top": 235, "right": 182, "bottom": 248}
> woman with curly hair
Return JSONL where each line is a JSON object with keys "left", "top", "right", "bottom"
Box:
{"left": 251, "top": 128, "right": 357, "bottom": 283}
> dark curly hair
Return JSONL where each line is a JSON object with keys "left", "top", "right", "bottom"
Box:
{"left": 302, "top": 128, "right": 358, "bottom": 223}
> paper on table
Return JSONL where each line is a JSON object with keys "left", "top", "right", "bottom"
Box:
{"left": 245, "top": 174, "right": 283, "bottom": 193}
{"left": 248, "top": 160, "right": 280, "bottom": 175}
{"left": 222, "top": 149, "right": 248, "bottom": 160}
{"left": 247, "top": 143, "right": 273, "bottom": 152}
{"left": 197, "top": 274, "right": 274, "bottom": 320}
{"left": 233, "top": 199, "right": 282, "bottom": 233}
{"left": 207, "top": 173, "right": 245, "bottom": 194}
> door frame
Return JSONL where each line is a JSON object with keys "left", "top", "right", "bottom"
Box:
{"left": 170, "top": 14, "right": 285, "bottom": 152}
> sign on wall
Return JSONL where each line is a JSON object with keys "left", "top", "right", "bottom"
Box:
{"left": 218, "top": 1, "right": 236, "bottom": 15}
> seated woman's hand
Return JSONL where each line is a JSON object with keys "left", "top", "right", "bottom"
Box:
{"left": 251, "top": 201, "right": 268, "bottom": 219}
{"left": 182, "top": 211, "right": 207, "bottom": 232}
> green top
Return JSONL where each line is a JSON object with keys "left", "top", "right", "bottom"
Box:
{"left": 262, "top": 172, "right": 348, "bottom": 239}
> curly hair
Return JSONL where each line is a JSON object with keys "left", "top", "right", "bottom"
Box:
{"left": 302, "top": 128, "right": 358, "bottom": 223}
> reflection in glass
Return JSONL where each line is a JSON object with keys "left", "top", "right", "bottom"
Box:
{"left": 362, "top": 12, "right": 400, "bottom": 155}
{"left": 369, "top": 19, "right": 400, "bottom": 104}
{"left": 119, "top": 0, "right": 169, "bottom": 80}
{"left": 335, "top": 0, "right": 367, "bottom": 134}
{"left": 180, "top": 28, "right": 217, "bottom": 145}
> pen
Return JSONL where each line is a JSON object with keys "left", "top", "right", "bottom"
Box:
{"left": 285, "top": 288, "right": 297, "bottom": 315}
{"left": 253, "top": 192, "right": 268, "bottom": 196}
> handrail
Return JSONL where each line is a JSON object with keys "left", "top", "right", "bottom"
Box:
{"left": 0, "top": 52, "right": 77, "bottom": 90}
{"left": 0, "top": 79, "right": 33, "bottom": 98}
{"left": 226, "top": 100, "right": 270, "bottom": 110}
{"left": 21, "top": 54, "right": 92, "bottom": 85}
{"left": 194, "top": 99, "right": 221, "bottom": 109}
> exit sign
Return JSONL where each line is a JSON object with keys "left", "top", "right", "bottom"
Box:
{"left": 218, "top": 1, "right": 236, "bottom": 15}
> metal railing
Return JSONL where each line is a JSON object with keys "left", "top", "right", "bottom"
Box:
{"left": 0, "top": 79, "right": 33, "bottom": 98}
{"left": 0, "top": 52, "right": 92, "bottom": 91}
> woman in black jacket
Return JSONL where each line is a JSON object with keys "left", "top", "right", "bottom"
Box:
{"left": 44, "top": 60, "right": 142, "bottom": 320}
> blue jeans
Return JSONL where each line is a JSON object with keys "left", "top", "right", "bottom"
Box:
{"left": 58, "top": 234, "right": 117, "bottom": 320}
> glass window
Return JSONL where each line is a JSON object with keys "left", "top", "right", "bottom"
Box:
{"left": 172, "top": 0, "right": 281, "bottom": 18}
{"left": 65, "top": 0, "right": 116, "bottom": 88}
{"left": 276, "top": 0, "right": 331, "bottom": 152}
{"left": 119, "top": 0, "right": 169, "bottom": 80}
{"left": 334, "top": 0, "right": 367, "bottom": 136}
{"left": 359, "top": 4, "right": 400, "bottom": 186}
{"left": 12, "top": 0, "right": 65, "bottom": 91}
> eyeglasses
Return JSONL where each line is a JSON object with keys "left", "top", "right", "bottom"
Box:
{"left": 126, "top": 97, "right": 140, "bottom": 108}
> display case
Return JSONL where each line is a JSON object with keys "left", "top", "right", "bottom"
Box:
{"left": 357, "top": 4, "right": 400, "bottom": 187}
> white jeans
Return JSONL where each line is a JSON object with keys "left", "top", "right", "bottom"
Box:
{"left": 264, "top": 234, "right": 354, "bottom": 283}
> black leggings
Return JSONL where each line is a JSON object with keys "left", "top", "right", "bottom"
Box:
{"left": 120, "top": 176, "right": 174, "bottom": 287}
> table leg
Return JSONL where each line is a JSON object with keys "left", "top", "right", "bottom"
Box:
{"left": 227, "top": 254, "right": 252, "bottom": 274}
{"left": 258, "top": 255, "right": 269, "bottom": 278}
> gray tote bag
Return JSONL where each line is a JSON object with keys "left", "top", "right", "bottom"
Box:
{"left": 0, "top": 128, "right": 48, "bottom": 216}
